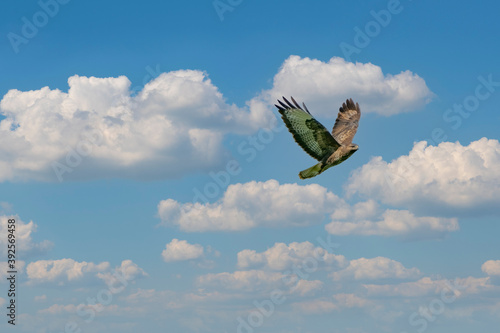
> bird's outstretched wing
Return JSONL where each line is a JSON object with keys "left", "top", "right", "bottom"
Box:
{"left": 331, "top": 98, "right": 361, "bottom": 145}
{"left": 275, "top": 97, "right": 340, "bottom": 161}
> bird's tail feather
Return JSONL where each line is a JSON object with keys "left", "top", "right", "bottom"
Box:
{"left": 299, "top": 163, "right": 323, "bottom": 179}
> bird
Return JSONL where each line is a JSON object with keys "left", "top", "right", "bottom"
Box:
{"left": 275, "top": 96, "right": 361, "bottom": 179}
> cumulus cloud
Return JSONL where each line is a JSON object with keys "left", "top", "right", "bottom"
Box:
{"left": 258, "top": 55, "right": 433, "bottom": 116}
{"left": 289, "top": 279, "right": 324, "bottom": 296}
{"left": 26, "top": 258, "right": 109, "bottom": 285}
{"left": 325, "top": 200, "right": 459, "bottom": 240}
{"left": 96, "top": 260, "right": 148, "bottom": 287}
{"left": 331, "top": 257, "right": 421, "bottom": 281}
{"left": 0, "top": 56, "right": 433, "bottom": 182}
{"left": 0, "top": 71, "right": 272, "bottom": 182}
{"left": 26, "top": 258, "right": 146, "bottom": 286}
{"left": 237, "top": 241, "right": 345, "bottom": 271}
{"left": 162, "top": 239, "right": 204, "bottom": 262}
{"left": 0, "top": 215, "right": 52, "bottom": 257}
{"left": 482, "top": 260, "right": 500, "bottom": 276}
{"left": 197, "top": 269, "right": 323, "bottom": 298}
{"left": 197, "top": 270, "right": 284, "bottom": 292}
{"left": 346, "top": 138, "right": 500, "bottom": 216}
{"left": 158, "top": 179, "right": 341, "bottom": 232}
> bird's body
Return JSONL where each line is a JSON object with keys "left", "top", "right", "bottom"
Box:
{"left": 275, "top": 97, "right": 361, "bottom": 179}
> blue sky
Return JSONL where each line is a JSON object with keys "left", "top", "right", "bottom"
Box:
{"left": 1, "top": 0, "right": 500, "bottom": 332}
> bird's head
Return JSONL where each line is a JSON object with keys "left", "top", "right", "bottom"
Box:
{"left": 348, "top": 143, "right": 359, "bottom": 152}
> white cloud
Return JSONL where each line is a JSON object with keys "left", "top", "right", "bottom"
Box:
{"left": 0, "top": 215, "right": 52, "bottom": 257}
{"left": 258, "top": 55, "right": 433, "bottom": 116}
{"left": 289, "top": 279, "right": 324, "bottom": 296}
{"left": 162, "top": 239, "right": 204, "bottom": 262}
{"left": 96, "top": 260, "right": 148, "bottom": 287}
{"left": 237, "top": 241, "right": 345, "bottom": 271}
{"left": 197, "top": 268, "right": 324, "bottom": 301}
{"left": 0, "top": 56, "right": 433, "bottom": 183}
{"left": 197, "top": 270, "right": 284, "bottom": 292}
{"left": 158, "top": 180, "right": 341, "bottom": 232}
{"left": 26, "top": 258, "right": 147, "bottom": 287}
{"left": 325, "top": 202, "right": 459, "bottom": 240}
{"left": 26, "top": 258, "right": 109, "bottom": 285}
{"left": 0, "top": 71, "right": 272, "bottom": 182}
{"left": 482, "top": 260, "right": 500, "bottom": 276}
{"left": 331, "top": 257, "right": 421, "bottom": 281}
{"left": 346, "top": 138, "right": 500, "bottom": 216}
{"left": 34, "top": 295, "right": 47, "bottom": 302}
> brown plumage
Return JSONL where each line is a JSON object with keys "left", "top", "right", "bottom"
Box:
{"left": 275, "top": 97, "right": 361, "bottom": 179}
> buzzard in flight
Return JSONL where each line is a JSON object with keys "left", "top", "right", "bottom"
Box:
{"left": 275, "top": 97, "right": 361, "bottom": 179}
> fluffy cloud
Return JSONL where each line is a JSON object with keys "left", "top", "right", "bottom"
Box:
{"left": 482, "top": 260, "right": 500, "bottom": 276}
{"left": 197, "top": 270, "right": 284, "bottom": 292}
{"left": 259, "top": 55, "right": 433, "bottom": 116}
{"left": 346, "top": 138, "right": 500, "bottom": 216}
{"left": 0, "top": 71, "right": 271, "bottom": 182}
{"left": 26, "top": 258, "right": 146, "bottom": 286}
{"left": 237, "top": 241, "right": 345, "bottom": 271}
{"left": 0, "top": 215, "right": 52, "bottom": 257}
{"left": 26, "top": 258, "right": 109, "bottom": 285}
{"left": 289, "top": 279, "right": 324, "bottom": 296}
{"left": 96, "top": 260, "right": 148, "bottom": 286}
{"left": 0, "top": 56, "right": 432, "bottom": 182}
{"left": 325, "top": 201, "right": 459, "bottom": 240}
{"left": 331, "top": 257, "right": 421, "bottom": 281}
{"left": 197, "top": 269, "right": 323, "bottom": 298}
{"left": 162, "top": 239, "right": 204, "bottom": 262}
{"left": 158, "top": 180, "right": 341, "bottom": 232}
